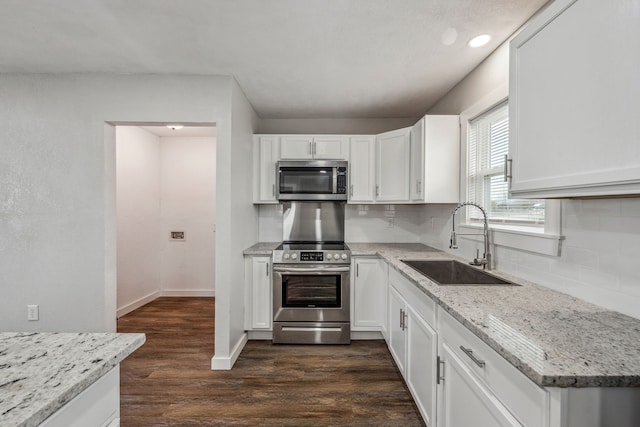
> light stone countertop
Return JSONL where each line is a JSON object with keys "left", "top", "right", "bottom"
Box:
{"left": 244, "top": 241, "right": 640, "bottom": 388}
{"left": 348, "top": 242, "right": 640, "bottom": 388}
{"left": 0, "top": 332, "right": 145, "bottom": 427}
{"left": 243, "top": 242, "right": 280, "bottom": 255}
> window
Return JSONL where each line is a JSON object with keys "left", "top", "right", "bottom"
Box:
{"left": 467, "top": 102, "right": 545, "bottom": 229}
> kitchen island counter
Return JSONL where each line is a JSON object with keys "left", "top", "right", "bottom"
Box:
{"left": 0, "top": 332, "right": 145, "bottom": 427}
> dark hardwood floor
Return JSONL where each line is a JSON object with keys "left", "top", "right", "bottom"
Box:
{"left": 118, "top": 297, "right": 425, "bottom": 426}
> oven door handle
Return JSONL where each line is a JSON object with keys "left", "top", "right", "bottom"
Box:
{"left": 273, "top": 265, "right": 350, "bottom": 274}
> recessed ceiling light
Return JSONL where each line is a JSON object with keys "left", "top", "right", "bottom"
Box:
{"left": 468, "top": 34, "right": 491, "bottom": 48}
{"left": 166, "top": 124, "right": 184, "bottom": 130}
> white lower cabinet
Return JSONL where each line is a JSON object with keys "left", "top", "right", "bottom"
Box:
{"left": 387, "top": 286, "right": 408, "bottom": 375}
{"left": 40, "top": 367, "right": 120, "bottom": 427}
{"left": 438, "top": 343, "right": 521, "bottom": 427}
{"left": 244, "top": 256, "right": 272, "bottom": 330}
{"left": 437, "top": 308, "right": 548, "bottom": 427}
{"left": 351, "top": 257, "right": 387, "bottom": 332}
{"left": 406, "top": 304, "right": 438, "bottom": 427}
{"left": 387, "top": 268, "right": 438, "bottom": 425}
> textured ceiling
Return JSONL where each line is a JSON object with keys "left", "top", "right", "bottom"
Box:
{"left": 0, "top": 0, "right": 548, "bottom": 118}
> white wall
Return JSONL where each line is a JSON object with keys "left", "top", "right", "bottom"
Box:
{"left": 423, "top": 35, "right": 640, "bottom": 320}
{"left": 0, "top": 73, "right": 258, "bottom": 335}
{"left": 159, "top": 136, "right": 216, "bottom": 296}
{"left": 116, "top": 126, "right": 162, "bottom": 313}
{"left": 212, "top": 80, "right": 259, "bottom": 369}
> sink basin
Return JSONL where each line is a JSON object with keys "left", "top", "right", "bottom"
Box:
{"left": 401, "top": 260, "right": 518, "bottom": 286}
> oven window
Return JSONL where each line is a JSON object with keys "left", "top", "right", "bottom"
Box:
{"left": 279, "top": 167, "right": 333, "bottom": 194}
{"left": 282, "top": 275, "right": 341, "bottom": 308}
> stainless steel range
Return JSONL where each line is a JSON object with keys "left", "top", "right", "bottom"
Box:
{"left": 272, "top": 202, "right": 351, "bottom": 344}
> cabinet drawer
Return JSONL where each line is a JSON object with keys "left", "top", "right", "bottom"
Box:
{"left": 438, "top": 308, "right": 548, "bottom": 427}
{"left": 389, "top": 267, "right": 435, "bottom": 328}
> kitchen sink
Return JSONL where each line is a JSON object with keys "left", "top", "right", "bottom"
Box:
{"left": 401, "top": 260, "right": 518, "bottom": 286}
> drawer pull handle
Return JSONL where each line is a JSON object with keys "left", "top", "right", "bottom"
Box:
{"left": 460, "top": 346, "right": 485, "bottom": 368}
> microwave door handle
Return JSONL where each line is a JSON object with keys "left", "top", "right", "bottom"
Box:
{"left": 333, "top": 167, "right": 338, "bottom": 195}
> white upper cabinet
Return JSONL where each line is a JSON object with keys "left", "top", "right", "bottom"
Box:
{"left": 348, "top": 136, "right": 376, "bottom": 203}
{"left": 375, "top": 127, "right": 412, "bottom": 202}
{"left": 410, "top": 115, "right": 460, "bottom": 203}
{"left": 313, "top": 136, "right": 349, "bottom": 159}
{"left": 280, "top": 136, "right": 313, "bottom": 159}
{"left": 509, "top": 0, "right": 640, "bottom": 198}
{"left": 253, "top": 136, "right": 280, "bottom": 204}
{"left": 280, "top": 135, "right": 349, "bottom": 160}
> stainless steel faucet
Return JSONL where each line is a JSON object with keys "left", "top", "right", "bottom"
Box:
{"left": 450, "top": 202, "right": 492, "bottom": 270}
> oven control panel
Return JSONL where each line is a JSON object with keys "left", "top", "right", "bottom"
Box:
{"left": 273, "top": 250, "right": 351, "bottom": 264}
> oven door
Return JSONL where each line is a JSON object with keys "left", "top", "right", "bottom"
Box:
{"left": 273, "top": 265, "right": 350, "bottom": 323}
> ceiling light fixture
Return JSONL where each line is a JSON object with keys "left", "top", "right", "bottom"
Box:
{"left": 166, "top": 124, "right": 184, "bottom": 130}
{"left": 468, "top": 34, "right": 491, "bottom": 48}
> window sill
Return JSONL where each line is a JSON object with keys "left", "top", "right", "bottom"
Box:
{"left": 458, "top": 223, "right": 564, "bottom": 257}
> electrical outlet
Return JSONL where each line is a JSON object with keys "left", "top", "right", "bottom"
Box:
{"left": 27, "top": 305, "right": 39, "bottom": 321}
{"left": 387, "top": 217, "right": 395, "bottom": 228}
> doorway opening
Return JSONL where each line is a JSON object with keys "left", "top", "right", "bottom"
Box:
{"left": 114, "top": 124, "right": 216, "bottom": 317}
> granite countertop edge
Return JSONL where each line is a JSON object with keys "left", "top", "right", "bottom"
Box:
{"left": 2, "top": 332, "right": 145, "bottom": 427}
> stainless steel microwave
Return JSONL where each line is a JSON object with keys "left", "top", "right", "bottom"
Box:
{"left": 277, "top": 160, "right": 348, "bottom": 201}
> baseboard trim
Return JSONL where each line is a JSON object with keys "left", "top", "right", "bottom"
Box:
{"left": 161, "top": 289, "right": 215, "bottom": 297}
{"left": 211, "top": 333, "right": 248, "bottom": 370}
{"left": 351, "top": 331, "right": 384, "bottom": 340}
{"left": 247, "top": 331, "right": 273, "bottom": 340}
{"left": 117, "top": 290, "right": 161, "bottom": 318}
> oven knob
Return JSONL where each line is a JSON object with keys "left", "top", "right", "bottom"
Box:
{"left": 341, "top": 253, "right": 348, "bottom": 260}
{"left": 291, "top": 253, "right": 298, "bottom": 260}
{"left": 327, "top": 254, "right": 333, "bottom": 260}
{"left": 284, "top": 253, "right": 290, "bottom": 260}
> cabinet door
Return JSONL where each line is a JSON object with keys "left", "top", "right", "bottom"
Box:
{"left": 254, "top": 136, "right": 279, "bottom": 203}
{"left": 509, "top": 0, "right": 640, "bottom": 198}
{"left": 313, "top": 136, "right": 349, "bottom": 160}
{"left": 388, "top": 286, "right": 407, "bottom": 375}
{"left": 422, "top": 116, "right": 460, "bottom": 203}
{"left": 410, "top": 118, "right": 425, "bottom": 202}
{"left": 406, "top": 305, "right": 438, "bottom": 427}
{"left": 352, "top": 257, "right": 383, "bottom": 331}
{"left": 250, "top": 257, "right": 272, "bottom": 330}
{"left": 376, "top": 128, "right": 411, "bottom": 202}
{"left": 280, "top": 136, "right": 313, "bottom": 159}
{"left": 438, "top": 343, "right": 521, "bottom": 427}
{"left": 349, "top": 136, "right": 375, "bottom": 202}
{"left": 378, "top": 259, "right": 389, "bottom": 340}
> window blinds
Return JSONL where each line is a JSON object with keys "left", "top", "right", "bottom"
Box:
{"left": 467, "top": 102, "right": 544, "bottom": 225}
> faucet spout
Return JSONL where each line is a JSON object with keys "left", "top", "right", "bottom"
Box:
{"left": 449, "top": 202, "right": 492, "bottom": 270}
